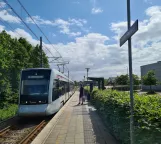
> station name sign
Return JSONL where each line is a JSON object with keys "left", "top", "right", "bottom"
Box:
{"left": 120, "top": 20, "right": 138, "bottom": 47}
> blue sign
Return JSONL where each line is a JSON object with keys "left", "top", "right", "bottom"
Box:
{"left": 120, "top": 20, "right": 138, "bottom": 47}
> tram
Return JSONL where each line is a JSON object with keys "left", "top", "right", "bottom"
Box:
{"left": 18, "top": 68, "right": 74, "bottom": 116}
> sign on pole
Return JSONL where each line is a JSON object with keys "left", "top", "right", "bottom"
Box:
{"left": 120, "top": 13, "right": 139, "bottom": 143}
{"left": 120, "top": 20, "right": 138, "bottom": 47}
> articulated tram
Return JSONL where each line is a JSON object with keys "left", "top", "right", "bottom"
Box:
{"left": 18, "top": 68, "right": 74, "bottom": 116}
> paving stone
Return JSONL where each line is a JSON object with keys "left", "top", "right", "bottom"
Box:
{"left": 65, "top": 137, "right": 75, "bottom": 143}
{"left": 75, "top": 133, "right": 84, "bottom": 139}
{"left": 44, "top": 92, "right": 118, "bottom": 144}
{"left": 75, "top": 138, "right": 84, "bottom": 144}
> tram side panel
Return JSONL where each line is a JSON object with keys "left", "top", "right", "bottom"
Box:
{"left": 46, "top": 77, "right": 61, "bottom": 115}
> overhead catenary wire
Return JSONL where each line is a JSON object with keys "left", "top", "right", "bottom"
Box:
{"left": 2, "top": 0, "right": 57, "bottom": 59}
{"left": 0, "top": 17, "right": 22, "bottom": 37}
{"left": 2, "top": 0, "right": 39, "bottom": 40}
{"left": 0, "top": 16, "right": 53, "bottom": 58}
{"left": 16, "top": 0, "right": 69, "bottom": 71}
{"left": 0, "top": 17, "right": 53, "bottom": 60}
{"left": 2, "top": 0, "right": 69, "bottom": 72}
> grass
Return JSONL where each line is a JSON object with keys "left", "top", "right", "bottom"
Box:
{"left": 0, "top": 104, "right": 18, "bottom": 121}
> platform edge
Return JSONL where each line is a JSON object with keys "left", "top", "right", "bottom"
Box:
{"left": 31, "top": 92, "right": 76, "bottom": 144}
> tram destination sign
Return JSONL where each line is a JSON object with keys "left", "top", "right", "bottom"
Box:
{"left": 120, "top": 19, "right": 138, "bottom": 47}
{"left": 28, "top": 75, "right": 44, "bottom": 79}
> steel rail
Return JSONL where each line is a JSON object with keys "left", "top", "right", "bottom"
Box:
{"left": 0, "top": 126, "right": 10, "bottom": 136}
{"left": 19, "top": 120, "right": 46, "bottom": 144}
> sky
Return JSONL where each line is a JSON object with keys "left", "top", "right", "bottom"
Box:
{"left": 0, "top": 0, "right": 161, "bottom": 81}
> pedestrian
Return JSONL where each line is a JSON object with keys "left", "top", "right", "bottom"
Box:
{"left": 78, "top": 84, "right": 84, "bottom": 105}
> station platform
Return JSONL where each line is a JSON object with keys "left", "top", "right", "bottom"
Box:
{"left": 32, "top": 92, "right": 118, "bottom": 144}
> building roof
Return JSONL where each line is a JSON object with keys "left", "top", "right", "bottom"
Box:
{"left": 88, "top": 77, "right": 104, "bottom": 81}
{"left": 141, "top": 61, "right": 161, "bottom": 67}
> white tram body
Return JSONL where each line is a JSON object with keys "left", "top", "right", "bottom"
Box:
{"left": 18, "top": 68, "right": 74, "bottom": 116}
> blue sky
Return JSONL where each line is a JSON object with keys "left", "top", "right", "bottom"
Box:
{"left": 4, "top": 0, "right": 159, "bottom": 44}
{"left": 0, "top": 0, "right": 161, "bottom": 80}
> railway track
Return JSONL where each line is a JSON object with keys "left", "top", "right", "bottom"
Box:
{"left": 0, "top": 118, "right": 50, "bottom": 144}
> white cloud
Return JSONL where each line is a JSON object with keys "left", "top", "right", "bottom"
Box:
{"left": 68, "top": 18, "right": 87, "bottom": 27}
{"left": 26, "top": 16, "right": 54, "bottom": 25}
{"left": 145, "top": 6, "right": 161, "bottom": 16}
{"left": 91, "top": 8, "right": 103, "bottom": 14}
{"left": 0, "top": 8, "right": 86, "bottom": 38}
{"left": 1, "top": 5, "right": 161, "bottom": 81}
{"left": 54, "top": 18, "right": 81, "bottom": 37}
{"left": 0, "top": 24, "right": 40, "bottom": 47}
{"left": 0, "top": 10, "right": 21, "bottom": 23}
{"left": 72, "top": 1, "right": 80, "bottom": 4}
{"left": 52, "top": 33, "right": 56, "bottom": 37}
{"left": 8, "top": 28, "right": 39, "bottom": 46}
{"left": 91, "top": 0, "right": 103, "bottom": 14}
{"left": 0, "top": 25, "right": 5, "bottom": 32}
{"left": 0, "top": 2, "right": 6, "bottom": 8}
{"left": 144, "top": 0, "right": 152, "bottom": 4}
{"left": 26, "top": 16, "right": 87, "bottom": 37}
{"left": 50, "top": 5, "right": 161, "bottom": 80}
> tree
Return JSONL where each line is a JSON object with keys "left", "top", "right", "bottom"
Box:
{"left": 0, "top": 30, "right": 50, "bottom": 106}
{"left": 128, "top": 74, "right": 140, "bottom": 85}
{"left": 142, "top": 70, "right": 157, "bottom": 92}
{"left": 74, "top": 81, "right": 78, "bottom": 86}
{"left": 115, "top": 74, "right": 128, "bottom": 85}
{"left": 115, "top": 74, "right": 140, "bottom": 85}
{"left": 104, "top": 79, "right": 108, "bottom": 86}
{"left": 31, "top": 45, "right": 49, "bottom": 68}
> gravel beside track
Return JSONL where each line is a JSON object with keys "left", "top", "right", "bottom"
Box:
{"left": 0, "top": 115, "right": 53, "bottom": 144}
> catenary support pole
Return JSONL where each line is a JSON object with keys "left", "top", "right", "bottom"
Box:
{"left": 68, "top": 71, "right": 69, "bottom": 98}
{"left": 127, "top": 0, "right": 134, "bottom": 143}
{"left": 63, "top": 65, "right": 64, "bottom": 73}
{"left": 40, "top": 36, "right": 43, "bottom": 68}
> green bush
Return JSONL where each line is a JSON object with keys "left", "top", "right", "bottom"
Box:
{"left": 0, "top": 104, "right": 18, "bottom": 121}
{"left": 90, "top": 89, "right": 161, "bottom": 144}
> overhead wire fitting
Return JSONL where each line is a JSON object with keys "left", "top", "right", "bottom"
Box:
{"left": 3, "top": 0, "right": 69, "bottom": 72}
{"left": 16, "top": 0, "right": 69, "bottom": 70}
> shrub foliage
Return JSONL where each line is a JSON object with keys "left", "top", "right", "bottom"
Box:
{"left": 0, "top": 31, "right": 49, "bottom": 120}
{"left": 89, "top": 89, "right": 161, "bottom": 144}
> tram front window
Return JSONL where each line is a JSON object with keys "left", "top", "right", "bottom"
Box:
{"left": 20, "top": 69, "right": 51, "bottom": 104}
{"left": 21, "top": 80, "right": 49, "bottom": 96}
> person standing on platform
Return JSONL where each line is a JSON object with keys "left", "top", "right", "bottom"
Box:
{"left": 78, "top": 84, "right": 84, "bottom": 105}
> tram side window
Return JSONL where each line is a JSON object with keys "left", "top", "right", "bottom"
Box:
{"left": 59, "top": 81, "right": 65, "bottom": 95}
{"left": 52, "top": 80, "right": 60, "bottom": 101}
{"left": 70, "top": 83, "right": 73, "bottom": 91}
{"left": 60, "top": 81, "right": 69, "bottom": 95}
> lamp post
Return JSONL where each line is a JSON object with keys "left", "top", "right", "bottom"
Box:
{"left": 125, "top": 66, "right": 128, "bottom": 76}
{"left": 85, "top": 68, "right": 90, "bottom": 89}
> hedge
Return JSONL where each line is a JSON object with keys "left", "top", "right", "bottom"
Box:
{"left": 88, "top": 89, "right": 161, "bottom": 144}
{"left": 112, "top": 85, "right": 141, "bottom": 91}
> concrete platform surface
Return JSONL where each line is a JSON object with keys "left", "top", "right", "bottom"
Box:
{"left": 32, "top": 92, "right": 118, "bottom": 144}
